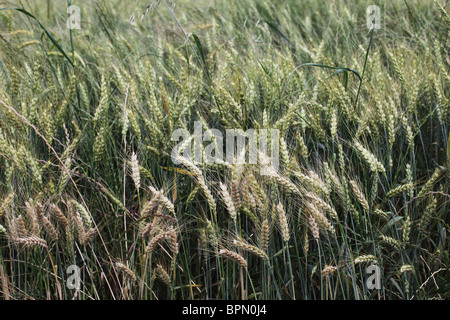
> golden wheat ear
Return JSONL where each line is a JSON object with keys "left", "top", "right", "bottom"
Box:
{"left": 15, "top": 236, "right": 48, "bottom": 249}
{"left": 145, "top": 230, "right": 170, "bottom": 254}
{"left": 51, "top": 204, "right": 68, "bottom": 229}
{"left": 115, "top": 262, "right": 137, "bottom": 282}
{"left": 155, "top": 263, "right": 172, "bottom": 287}
{"left": 233, "top": 238, "right": 269, "bottom": 262}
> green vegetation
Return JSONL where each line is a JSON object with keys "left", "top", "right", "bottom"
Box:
{"left": 0, "top": 0, "right": 448, "bottom": 300}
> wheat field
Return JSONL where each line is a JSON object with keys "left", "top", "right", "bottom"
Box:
{"left": 0, "top": 0, "right": 449, "bottom": 300}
